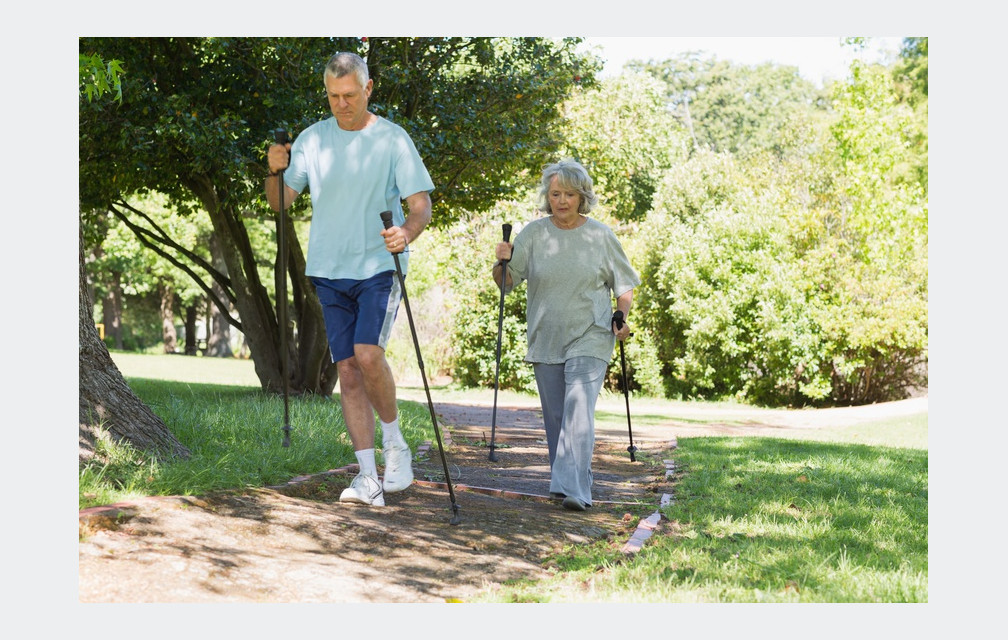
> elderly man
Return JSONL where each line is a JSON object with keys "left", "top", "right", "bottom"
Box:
{"left": 266, "top": 51, "right": 435, "bottom": 506}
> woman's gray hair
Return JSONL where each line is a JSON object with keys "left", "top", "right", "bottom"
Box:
{"left": 324, "top": 52, "right": 369, "bottom": 88}
{"left": 536, "top": 158, "right": 599, "bottom": 215}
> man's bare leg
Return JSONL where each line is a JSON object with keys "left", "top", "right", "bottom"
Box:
{"left": 336, "top": 357, "right": 375, "bottom": 451}
{"left": 336, "top": 353, "right": 390, "bottom": 505}
{"left": 350, "top": 344, "right": 413, "bottom": 492}
{"left": 336, "top": 345, "right": 397, "bottom": 450}
{"left": 353, "top": 344, "right": 398, "bottom": 424}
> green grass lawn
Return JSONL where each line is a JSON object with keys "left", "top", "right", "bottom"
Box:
{"left": 81, "top": 354, "right": 435, "bottom": 508}
{"left": 86, "top": 352, "right": 928, "bottom": 602}
{"left": 481, "top": 434, "right": 927, "bottom": 602}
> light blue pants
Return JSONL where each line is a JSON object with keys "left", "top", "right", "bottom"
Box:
{"left": 533, "top": 357, "right": 608, "bottom": 506}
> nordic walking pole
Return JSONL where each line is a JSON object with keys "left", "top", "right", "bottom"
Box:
{"left": 488, "top": 223, "right": 513, "bottom": 462}
{"left": 274, "top": 128, "right": 292, "bottom": 448}
{"left": 380, "top": 211, "right": 461, "bottom": 525}
{"left": 611, "top": 310, "right": 637, "bottom": 462}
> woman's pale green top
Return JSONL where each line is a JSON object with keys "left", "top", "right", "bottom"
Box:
{"left": 504, "top": 216, "right": 640, "bottom": 365}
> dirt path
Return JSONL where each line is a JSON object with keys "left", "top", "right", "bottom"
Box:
{"left": 77, "top": 395, "right": 926, "bottom": 603}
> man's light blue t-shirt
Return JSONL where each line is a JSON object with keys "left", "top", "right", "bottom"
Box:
{"left": 283, "top": 116, "right": 435, "bottom": 280}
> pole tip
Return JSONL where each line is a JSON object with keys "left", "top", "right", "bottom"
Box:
{"left": 450, "top": 505, "right": 462, "bottom": 526}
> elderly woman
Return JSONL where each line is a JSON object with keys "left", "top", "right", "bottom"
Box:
{"left": 492, "top": 159, "right": 640, "bottom": 511}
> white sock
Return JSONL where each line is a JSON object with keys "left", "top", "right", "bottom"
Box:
{"left": 355, "top": 449, "right": 378, "bottom": 478}
{"left": 380, "top": 416, "right": 405, "bottom": 448}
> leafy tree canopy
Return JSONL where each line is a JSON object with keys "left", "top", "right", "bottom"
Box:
{"left": 628, "top": 53, "right": 826, "bottom": 158}
{"left": 559, "top": 72, "right": 689, "bottom": 221}
{"left": 79, "top": 37, "right": 599, "bottom": 228}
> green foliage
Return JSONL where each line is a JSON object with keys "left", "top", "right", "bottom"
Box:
{"left": 79, "top": 51, "right": 123, "bottom": 103}
{"left": 636, "top": 155, "right": 824, "bottom": 403}
{"left": 90, "top": 194, "right": 209, "bottom": 299}
{"left": 631, "top": 53, "right": 826, "bottom": 158}
{"left": 816, "top": 63, "right": 928, "bottom": 403}
{"left": 366, "top": 37, "right": 600, "bottom": 224}
{"left": 80, "top": 38, "right": 336, "bottom": 212}
{"left": 892, "top": 37, "right": 928, "bottom": 192}
{"left": 646, "top": 147, "right": 742, "bottom": 222}
{"left": 384, "top": 230, "right": 458, "bottom": 382}
{"left": 894, "top": 37, "right": 928, "bottom": 102}
{"left": 633, "top": 54, "right": 927, "bottom": 406}
{"left": 104, "top": 296, "right": 163, "bottom": 352}
{"left": 84, "top": 192, "right": 246, "bottom": 352}
{"left": 442, "top": 204, "right": 537, "bottom": 392}
{"left": 453, "top": 286, "right": 536, "bottom": 392}
{"left": 79, "top": 37, "right": 596, "bottom": 224}
{"left": 559, "top": 72, "right": 689, "bottom": 220}
{"left": 605, "top": 326, "right": 665, "bottom": 398}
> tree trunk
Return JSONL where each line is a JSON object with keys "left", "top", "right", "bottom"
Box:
{"left": 80, "top": 245, "right": 190, "bottom": 464}
{"left": 205, "top": 234, "right": 233, "bottom": 358}
{"left": 207, "top": 300, "right": 232, "bottom": 357}
{"left": 183, "top": 304, "right": 199, "bottom": 355}
{"left": 160, "top": 283, "right": 178, "bottom": 354}
{"left": 102, "top": 273, "right": 124, "bottom": 350}
{"left": 187, "top": 178, "right": 338, "bottom": 394}
{"left": 237, "top": 332, "right": 251, "bottom": 359}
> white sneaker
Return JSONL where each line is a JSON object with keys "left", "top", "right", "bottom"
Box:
{"left": 339, "top": 473, "right": 385, "bottom": 506}
{"left": 382, "top": 442, "right": 414, "bottom": 492}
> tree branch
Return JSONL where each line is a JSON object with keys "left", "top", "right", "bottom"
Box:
{"left": 107, "top": 202, "right": 243, "bottom": 332}
{"left": 111, "top": 199, "right": 235, "bottom": 299}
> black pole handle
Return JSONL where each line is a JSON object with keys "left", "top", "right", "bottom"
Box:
{"left": 502, "top": 223, "right": 512, "bottom": 243}
{"left": 382, "top": 210, "right": 407, "bottom": 254}
{"left": 612, "top": 310, "right": 634, "bottom": 337}
{"left": 274, "top": 128, "right": 289, "bottom": 145}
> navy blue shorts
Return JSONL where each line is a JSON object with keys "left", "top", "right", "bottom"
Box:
{"left": 310, "top": 271, "right": 401, "bottom": 363}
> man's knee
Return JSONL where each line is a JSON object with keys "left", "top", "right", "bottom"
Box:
{"left": 337, "top": 357, "right": 364, "bottom": 389}
{"left": 353, "top": 344, "right": 387, "bottom": 371}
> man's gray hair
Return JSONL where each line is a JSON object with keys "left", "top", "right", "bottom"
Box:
{"left": 324, "top": 52, "right": 369, "bottom": 88}
{"left": 537, "top": 158, "right": 599, "bottom": 215}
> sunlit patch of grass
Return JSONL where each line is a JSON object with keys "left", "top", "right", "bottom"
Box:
{"left": 478, "top": 435, "right": 927, "bottom": 603}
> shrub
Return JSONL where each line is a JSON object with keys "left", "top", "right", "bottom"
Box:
{"left": 442, "top": 205, "right": 538, "bottom": 393}
{"left": 635, "top": 142, "right": 927, "bottom": 406}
